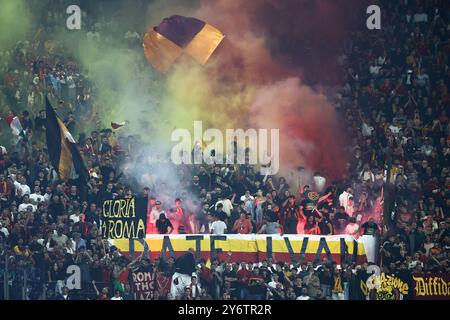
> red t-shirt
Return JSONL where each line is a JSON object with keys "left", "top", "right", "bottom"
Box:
{"left": 237, "top": 269, "right": 252, "bottom": 284}
{"left": 101, "top": 268, "right": 111, "bottom": 284}
{"left": 117, "top": 268, "right": 130, "bottom": 284}
{"left": 234, "top": 219, "right": 252, "bottom": 234}
{"left": 200, "top": 268, "right": 211, "bottom": 284}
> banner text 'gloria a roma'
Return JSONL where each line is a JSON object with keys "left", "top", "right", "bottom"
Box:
{"left": 101, "top": 197, "right": 147, "bottom": 239}
{"left": 111, "top": 234, "right": 377, "bottom": 265}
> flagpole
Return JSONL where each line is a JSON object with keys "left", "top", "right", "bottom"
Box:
{"left": 383, "top": 148, "right": 392, "bottom": 230}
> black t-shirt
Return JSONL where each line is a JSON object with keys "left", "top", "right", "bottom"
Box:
{"left": 35, "top": 117, "right": 46, "bottom": 131}
{"left": 136, "top": 265, "right": 154, "bottom": 273}
{"left": 210, "top": 173, "right": 222, "bottom": 188}
{"left": 333, "top": 212, "right": 349, "bottom": 231}
{"left": 293, "top": 284, "right": 307, "bottom": 297}
{"left": 317, "top": 267, "right": 333, "bottom": 286}
{"left": 271, "top": 288, "right": 285, "bottom": 300}
{"left": 198, "top": 173, "right": 211, "bottom": 189}
{"left": 175, "top": 252, "right": 196, "bottom": 275}
{"left": 283, "top": 205, "right": 296, "bottom": 217}
{"left": 266, "top": 210, "right": 279, "bottom": 223}
{"left": 48, "top": 202, "right": 65, "bottom": 218}
{"left": 90, "top": 265, "right": 103, "bottom": 282}
{"left": 68, "top": 193, "right": 81, "bottom": 203}
{"left": 248, "top": 275, "right": 266, "bottom": 295}
{"left": 361, "top": 222, "right": 378, "bottom": 235}
{"left": 100, "top": 165, "right": 114, "bottom": 179}
{"left": 99, "top": 143, "right": 112, "bottom": 155}
{"left": 156, "top": 219, "right": 173, "bottom": 234}
{"left": 215, "top": 209, "right": 227, "bottom": 222}
{"left": 85, "top": 210, "right": 99, "bottom": 224}
{"left": 319, "top": 218, "right": 333, "bottom": 235}
{"left": 284, "top": 215, "right": 298, "bottom": 234}
{"left": 22, "top": 118, "right": 33, "bottom": 131}
{"left": 223, "top": 270, "right": 237, "bottom": 283}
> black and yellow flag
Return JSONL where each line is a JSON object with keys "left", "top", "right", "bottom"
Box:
{"left": 143, "top": 15, "right": 225, "bottom": 73}
{"left": 45, "top": 96, "right": 88, "bottom": 182}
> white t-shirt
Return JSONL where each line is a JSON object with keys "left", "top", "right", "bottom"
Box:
{"left": 313, "top": 175, "right": 326, "bottom": 192}
{"left": 268, "top": 281, "right": 283, "bottom": 290}
{"left": 215, "top": 199, "right": 233, "bottom": 217}
{"left": 361, "top": 122, "right": 374, "bottom": 137}
{"left": 13, "top": 181, "right": 31, "bottom": 196}
{"left": 0, "top": 226, "right": 9, "bottom": 237}
{"left": 44, "top": 193, "right": 52, "bottom": 203}
{"left": 413, "top": 13, "right": 428, "bottom": 23}
{"left": 110, "top": 296, "right": 123, "bottom": 300}
{"left": 18, "top": 203, "right": 37, "bottom": 212}
{"left": 345, "top": 223, "right": 360, "bottom": 235}
{"left": 211, "top": 220, "right": 227, "bottom": 235}
{"left": 339, "top": 191, "right": 352, "bottom": 212}
{"left": 150, "top": 209, "right": 166, "bottom": 224}
{"left": 240, "top": 195, "right": 255, "bottom": 202}
{"left": 389, "top": 125, "right": 401, "bottom": 136}
{"left": 296, "top": 296, "right": 310, "bottom": 300}
{"left": 69, "top": 214, "right": 81, "bottom": 223}
{"left": 30, "top": 193, "right": 45, "bottom": 204}
{"left": 369, "top": 65, "right": 381, "bottom": 75}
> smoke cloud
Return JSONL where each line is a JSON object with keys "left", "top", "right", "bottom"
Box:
{"left": 1, "top": 0, "right": 370, "bottom": 187}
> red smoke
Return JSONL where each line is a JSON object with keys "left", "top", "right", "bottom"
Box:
{"left": 184, "top": 0, "right": 371, "bottom": 179}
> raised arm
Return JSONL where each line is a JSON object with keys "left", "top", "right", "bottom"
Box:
{"left": 92, "top": 280, "right": 100, "bottom": 296}
{"left": 298, "top": 175, "right": 303, "bottom": 196}
{"left": 313, "top": 207, "right": 323, "bottom": 218}
{"left": 317, "top": 192, "right": 332, "bottom": 204}
{"left": 296, "top": 206, "right": 306, "bottom": 220}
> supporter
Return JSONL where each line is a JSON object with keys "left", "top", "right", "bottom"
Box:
{"left": 92, "top": 280, "right": 109, "bottom": 300}
{"left": 110, "top": 290, "right": 124, "bottom": 300}
{"left": 361, "top": 218, "right": 380, "bottom": 236}
{"left": 57, "top": 286, "right": 72, "bottom": 300}
{"left": 345, "top": 217, "right": 360, "bottom": 238}
{"left": 156, "top": 213, "right": 174, "bottom": 234}
{"left": 210, "top": 215, "right": 227, "bottom": 235}
{"left": 296, "top": 288, "right": 310, "bottom": 300}
{"left": 232, "top": 212, "right": 252, "bottom": 234}
{"left": 0, "top": 0, "right": 448, "bottom": 301}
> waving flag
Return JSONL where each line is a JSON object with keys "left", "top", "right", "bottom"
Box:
{"left": 111, "top": 121, "right": 126, "bottom": 130}
{"left": 45, "top": 96, "right": 88, "bottom": 182}
{"left": 4, "top": 113, "right": 26, "bottom": 140}
{"left": 143, "top": 15, "right": 225, "bottom": 73}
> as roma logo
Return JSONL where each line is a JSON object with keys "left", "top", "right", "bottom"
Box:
{"left": 307, "top": 192, "right": 319, "bottom": 202}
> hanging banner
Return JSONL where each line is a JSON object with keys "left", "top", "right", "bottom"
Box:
{"left": 101, "top": 197, "right": 148, "bottom": 239}
{"left": 413, "top": 273, "right": 450, "bottom": 300}
{"left": 360, "top": 272, "right": 411, "bottom": 300}
{"left": 111, "top": 234, "right": 377, "bottom": 265}
{"left": 132, "top": 271, "right": 155, "bottom": 300}
{"left": 155, "top": 272, "right": 172, "bottom": 298}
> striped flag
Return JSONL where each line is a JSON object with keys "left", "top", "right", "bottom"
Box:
{"left": 111, "top": 121, "right": 126, "bottom": 130}
{"left": 5, "top": 113, "right": 26, "bottom": 140}
{"left": 45, "top": 96, "right": 88, "bottom": 182}
{"left": 143, "top": 15, "right": 225, "bottom": 73}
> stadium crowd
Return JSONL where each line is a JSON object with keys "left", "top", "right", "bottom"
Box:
{"left": 0, "top": 0, "right": 449, "bottom": 300}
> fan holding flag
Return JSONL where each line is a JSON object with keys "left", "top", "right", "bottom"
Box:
{"left": 45, "top": 95, "right": 89, "bottom": 183}
{"left": 1, "top": 111, "right": 27, "bottom": 141}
